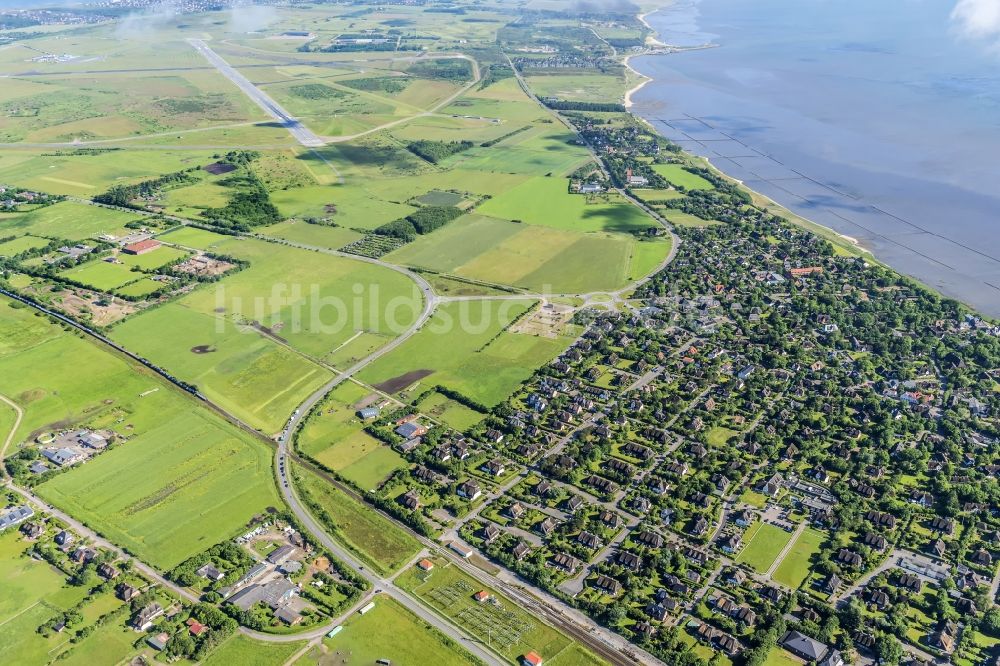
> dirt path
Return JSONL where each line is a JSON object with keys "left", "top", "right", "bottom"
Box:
{"left": 0, "top": 393, "right": 23, "bottom": 475}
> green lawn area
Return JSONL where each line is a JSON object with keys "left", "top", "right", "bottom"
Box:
{"left": 415, "top": 390, "right": 486, "bottom": 430}
{"left": 739, "top": 490, "right": 770, "bottom": 509}
{"left": 0, "top": 234, "right": 49, "bottom": 256}
{"left": 396, "top": 558, "right": 594, "bottom": 664}
{"left": 358, "top": 299, "right": 573, "bottom": 407}
{"left": 477, "top": 176, "right": 654, "bottom": 234}
{"left": 0, "top": 201, "right": 139, "bottom": 241}
{"left": 771, "top": 528, "right": 826, "bottom": 589}
{"left": 296, "top": 595, "right": 479, "bottom": 666}
{"left": 257, "top": 219, "right": 363, "bottom": 250}
{"left": 296, "top": 382, "right": 372, "bottom": 458}
{"left": 58, "top": 259, "right": 140, "bottom": 290}
{"left": 735, "top": 523, "right": 794, "bottom": 573}
{"left": 0, "top": 531, "right": 90, "bottom": 664}
{"left": 295, "top": 465, "right": 421, "bottom": 575}
{"left": 652, "top": 164, "right": 715, "bottom": 190}
{"left": 764, "top": 648, "right": 804, "bottom": 666}
{"left": 202, "top": 635, "right": 307, "bottom": 666}
{"left": 38, "top": 404, "right": 281, "bottom": 569}
{"left": 705, "top": 426, "right": 739, "bottom": 446}
{"left": 339, "top": 445, "right": 406, "bottom": 490}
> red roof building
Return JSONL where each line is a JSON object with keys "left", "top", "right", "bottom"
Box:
{"left": 417, "top": 558, "right": 434, "bottom": 571}
{"left": 123, "top": 239, "right": 161, "bottom": 255}
{"left": 522, "top": 651, "right": 544, "bottom": 666}
{"left": 186, "top": 618, "right": 208, "bottom": 636}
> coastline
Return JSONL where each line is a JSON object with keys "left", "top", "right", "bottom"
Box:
{"left": 624, "top": 5, "right": 870, "bottom": 257}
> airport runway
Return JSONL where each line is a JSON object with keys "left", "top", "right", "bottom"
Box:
{"left": 187, "top": 38, "right": 325, "bottom": 148}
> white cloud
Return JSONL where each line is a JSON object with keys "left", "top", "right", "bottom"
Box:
{"left": 951, "top": 0, "right": 1000, "bottom": 47}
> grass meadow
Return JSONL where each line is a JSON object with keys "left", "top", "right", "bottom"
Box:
{"left": 296, "top": 595, "right": 476, "bottom": 666}
{"left": 0, "top": 298, "right": 280, "bottom": 569}
{"left": 358, "top": 299, "right": 573, "bottom": 407}
{"left": 771, "top": 528, "right": 826, "bottom": 589}
{"left": 294, "top": 465, "right": 422, "bottom": 575}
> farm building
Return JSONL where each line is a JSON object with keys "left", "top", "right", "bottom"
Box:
{"left": 123, "top": 239, "right": 162, "bottom": 255}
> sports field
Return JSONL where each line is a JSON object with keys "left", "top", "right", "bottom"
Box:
{"left": 771, "top": 528, "right": 826, "bottom": 588}
{"left": 358, "top": 299, "right": 574, "bottom": 407}
{"left": 296, "top": 595, "right": 478, "bottom": 666}
{"left": 735, "top": 523, "right": 795, "bottom": 573}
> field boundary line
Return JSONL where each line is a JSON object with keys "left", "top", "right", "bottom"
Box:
{"left": 0, "top": 600, "right": 40, "bottom": 630}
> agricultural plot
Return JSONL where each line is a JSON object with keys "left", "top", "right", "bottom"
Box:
{"left": 0, "top": 299, "right": 280, "bottom": 570}
{"left": 771, "top": 528, "right": 826, "bottom": 589}
{"left": 202, "top": 635, "right": 307, "bottom": 666}
{"left": 389, "top": 212, "right": 668, "bottom": 293}
{"left": 358, "top": 299, "right": 574, "bottom": 407}
{"left": 313, "top": 429, "right": 405, "bottom": 490}
{"left": 735, "top": 523, "right": 795, "bottom": 573}
{"left": 0, "top": 149, "right": 218, "bottom": 198}
{"left": 39, "top": 404, "right": 280, "bottom": 569}
{"left": 477, "top": 176, "right": 654, "bottom": 233}
{"left": 524, "top": 73, "right": 627, "bottom": 102}
{"left": 0, "top": 531, "right": 90, "bottom": 665}
{"left": 453, "top": 129, "right": 592, "bottom": 176}
{"left": 297, "top": 595, "right": 476, "bottom": 666}
{"left": 396, "top": 559, "right": 589, "bottom": 663}
{"left": 296, "top": 381, "right": 372, "bottom": 458}
{"left": 295, "top": 465, "right": 422, "bottom": 575}
{"left": 414, "top": 390, "right": 485, "bottom": 430}
{"left": 58, "top": 259, "right": 141, "bottom": 291}
{"left": 109, "top": 302, "right": 332, "bottom": 433}
{"left": 117, "top": 245, "right": 189, "bottom": 270}
{"left": 257, "top": 219, "right": 363, "bottom": 250}
{"left": 0, "top": 201, "right": 139, "bottom": 241}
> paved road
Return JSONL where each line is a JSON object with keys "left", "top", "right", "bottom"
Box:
{"left": 188, "top": 39, "right": 325, "bottom": 148}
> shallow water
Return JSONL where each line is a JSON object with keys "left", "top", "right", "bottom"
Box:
{"left": 630, "top": 0, "right": 1000, "bottom": 315}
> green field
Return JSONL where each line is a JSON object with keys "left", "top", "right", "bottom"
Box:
{"left": 203, "top": 635, "right": 307, "bottom": 666}
{"left": 358, "top": 299, "right": 573, "bottom": 407}
{"left": 59, "top": 259, "right": 140, "bottom": 290}
{"left": 735, "top": 523, "right": 795, "bottom": 573}
{"left": 0, "top": 234, "right": 50, "bottom": 256}
{"left": 296, "top": 381, "right": 372, "bottom": 458}
{"left": 397, "top": 558, "right": 597, "bottom": 664}
{"left": 0, "top": 298, "right": 281, "bottom": 569}
{"left": 39, "top": 404, "right": 281, "bottom": 569}
{"left": 415, "top": 390, "right": 486, "bottom": 430}
{"left": 313, "top": 429, "right": 406, "bottom": 490}
{"left": 110, "top": 302, "right": 333, "bottom": 433}
{"left": 117, "top": 245, "right": 189, "bottom": 270}
{"left": 0, "top": 201, "right": 140, "bottom": 240}
{"left": 771, "top": 528, "right": 826, "bottom": 589}
{"left": 297, "top": 595, "right": 479, "bottom": 666}
{"left": 295, "top": 465, "right": 421, "bottom": 575}
{"left": 652, "top": 164, "right": 715, "bottom": 190}
{"left": 477, "top": 176, "right": 653, "bottom": 233}
{"left": 0, "top": 531, "right": 89, "bottom": 664}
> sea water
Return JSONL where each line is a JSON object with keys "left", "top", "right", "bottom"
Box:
{"left": 630, "top": 0, "right": 1000, "bottom": 315}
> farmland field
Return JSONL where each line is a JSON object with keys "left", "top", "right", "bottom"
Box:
{"left": 38, "top": 404, "right": 280, "bottom": 569}
{"left": 477, "top": 176, "right": 654, "bottom": 233}
{"left": 0, "top": 234, "right": 49, "bottom": 256}
{"left": 736, "top": 523, "right": 795, "bottom": 573}
{"left": 358, "top": 299, "right": 574, "bottom": 407}
{"left": 202, "top": 635, "right": 307, "bottom": 666}
{"left": 294, "top": 465, "right": 422, "bottom": 575}
{"left": 0, "top": 201, "right": 140, "bottom": 241}
{"left": 296, "top": 595, "right": 477, "bottom": 666}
